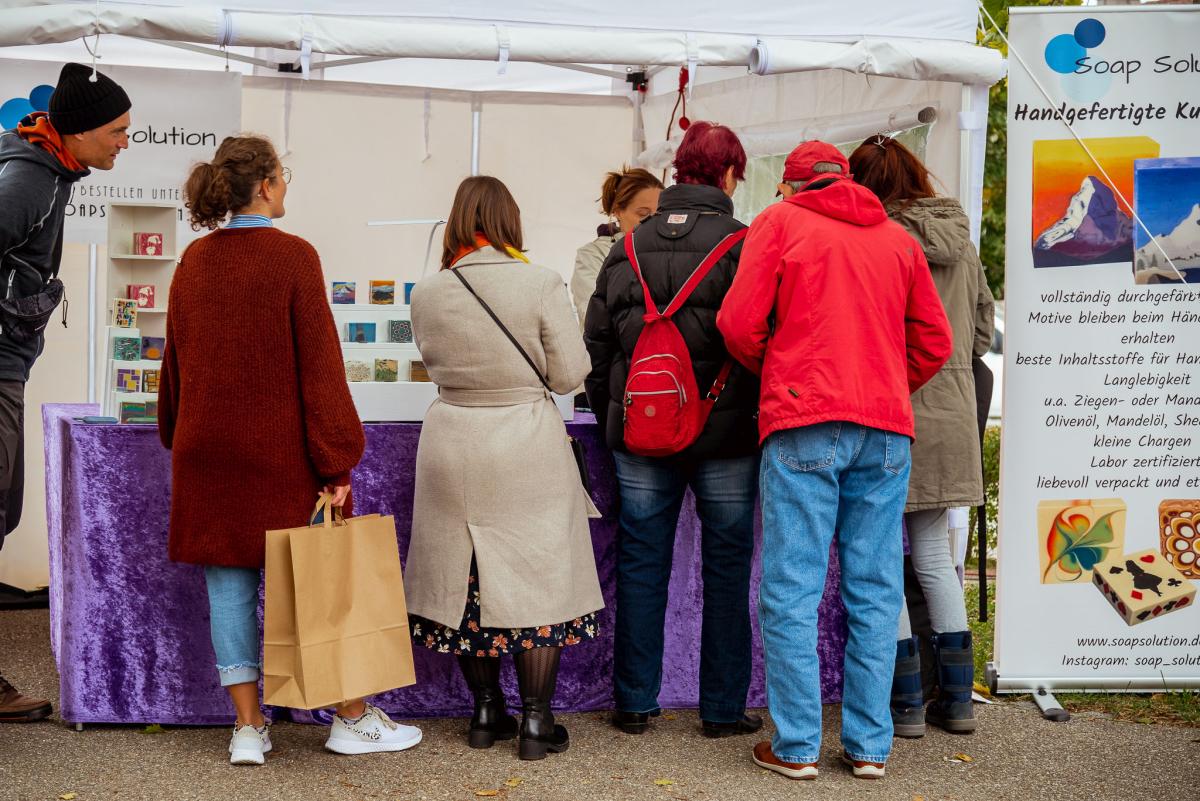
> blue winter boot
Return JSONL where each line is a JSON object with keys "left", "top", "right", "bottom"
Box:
{"left": 891, "top": 636, "right": 925, "bottom": 738}
{"left": 926, "top": 630, "right": 977, "bottom": 734}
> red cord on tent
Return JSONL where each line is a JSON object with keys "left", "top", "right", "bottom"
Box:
{"left": 666, "top": 66, "right": 690, "bottom": 143}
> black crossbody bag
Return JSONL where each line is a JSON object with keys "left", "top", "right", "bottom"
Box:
{"left": 451, "top": 268, "right": 592, "bottom": 496}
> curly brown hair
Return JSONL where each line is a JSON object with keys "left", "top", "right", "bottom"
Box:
{"left": 184, "top": 136, "right": 280, "bottom": 230}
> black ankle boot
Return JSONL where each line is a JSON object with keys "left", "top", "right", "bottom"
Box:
{"left": 518, "top": 698, "right": 569, "bottom": 760}
{"left": 468, "top": 686, "right": 518, "bottom": 749}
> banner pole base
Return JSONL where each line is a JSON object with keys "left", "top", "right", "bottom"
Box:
{"left": 1033, "top": 689, "right": 1070, "bottom": 723}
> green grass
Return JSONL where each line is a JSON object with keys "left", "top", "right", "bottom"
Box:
{"left": 964, "top": 582, "right": 1200, "bottom": 727}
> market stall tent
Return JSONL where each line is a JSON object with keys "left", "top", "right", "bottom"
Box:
{"left": 0, "top": 0, "right": 1004, "bottom": 589}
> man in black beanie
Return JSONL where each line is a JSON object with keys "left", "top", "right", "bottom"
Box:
{"left": 0, "top": 63, "right": 130, "bottom": 723}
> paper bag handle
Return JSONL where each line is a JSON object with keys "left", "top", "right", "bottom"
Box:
{"left": 310, "top": 493, "right": 346, "bottom": 528}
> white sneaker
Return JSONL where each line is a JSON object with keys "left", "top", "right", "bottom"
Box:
{"left": 325, "top": 704, "right": 422, "bottom": 755}
{"left": 228, "top": 723, "right": 272, "bottom": 766}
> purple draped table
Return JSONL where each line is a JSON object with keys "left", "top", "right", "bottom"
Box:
{"left": 42, "top": 403, "right": 848, "bottom": 725}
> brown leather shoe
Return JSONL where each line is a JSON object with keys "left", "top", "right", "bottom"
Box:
{"left": 0, "top": 674, "right": 52, "bottom": 723}
{"left": 752, "top": 741, "right": 818, "bottom": 780}
{"left": 841, "top": 751, "right": 886, "bottom": 779}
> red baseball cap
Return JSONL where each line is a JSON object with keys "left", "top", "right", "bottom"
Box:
{"left": 781, "top": 140, "right": 850, "bottom": 184}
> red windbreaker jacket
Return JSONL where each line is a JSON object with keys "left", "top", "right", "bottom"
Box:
{"left": 717, "top": 178, "right": 952, "bottom": 442}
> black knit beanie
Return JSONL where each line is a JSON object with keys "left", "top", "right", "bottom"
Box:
{"left": 49, "top": 63, "right": 132, "bottom": 135}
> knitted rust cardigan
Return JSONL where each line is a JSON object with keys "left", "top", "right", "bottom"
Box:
{"left": 158, "top": 227, "right": 364, "bottom": 568}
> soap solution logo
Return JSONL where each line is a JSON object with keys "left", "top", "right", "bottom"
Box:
{"left": 1043, "top": 18, "right": 1113, "bottom": 103}
{"left": 0, "top": 84, "right": 53, "bottom": 130}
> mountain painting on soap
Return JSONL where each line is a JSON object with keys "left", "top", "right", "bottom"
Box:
{"left": 1031, "top": 137, "right": 1159, "bottom": 268}
{"left": 1132, "top": 156, "right": 1200, "bottom": 285}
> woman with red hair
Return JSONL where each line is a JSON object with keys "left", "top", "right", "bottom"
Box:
{"left": 583, "top": 121, "right": 762, "bottom": 738}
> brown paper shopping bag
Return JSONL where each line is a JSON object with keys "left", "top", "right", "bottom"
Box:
{"left": 263, "top": 495, "right": 416, "bottom": 710}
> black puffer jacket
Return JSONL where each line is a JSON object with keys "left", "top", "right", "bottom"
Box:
{"left": 584, "top": 183, "right": 760, "bottom": 461}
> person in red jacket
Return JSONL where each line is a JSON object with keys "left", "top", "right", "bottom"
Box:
{"left": 717, "top": 141, "right": 951, "bottom": 782}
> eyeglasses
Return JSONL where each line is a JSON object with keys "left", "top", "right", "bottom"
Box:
{"left": 279, "top": 166, "right": 293, "bottom": 184}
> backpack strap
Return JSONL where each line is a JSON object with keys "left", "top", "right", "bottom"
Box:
{"left": 624, "top": 227, "right": 747, "bottom": 321}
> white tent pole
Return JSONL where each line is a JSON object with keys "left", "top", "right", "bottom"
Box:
{"left": 156, "top": 40, "right": 278, "bottom": 69}
{"left": 471, "top": 98, "right": 482, "bottom": 176}
{"left": 86, "top": 244, "right": 97, "bottom": 405}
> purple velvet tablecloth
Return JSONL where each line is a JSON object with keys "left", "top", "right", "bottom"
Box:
{"left": 42, "top": 404, "right": 848, "bottom": 725}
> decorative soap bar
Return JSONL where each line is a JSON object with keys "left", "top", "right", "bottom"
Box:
{"left": 116, "top": 368, "right": 141, "bottom": 393}
{"left": 375, "top": 358, "right": 399, "bottom": 382}
{"left": 370, "top": 280, "right": 395, "bottom": 305}
{"left": 141, "top": 337, "right": 166, "bottom": 361}
{"left": 113, "top": 336, "right": 141, "bottom": 361}
{"left": 346, "top": 322, "right": 376, "bottom": 343}
{"left": 331, "top": 282, "right": 356, "bottom": 305}
{"left": 1092, "top": 548, "right": 1196, "bottom": 626}
{"left": 133, "top": 232, "right": 164, "bottom": 256}
{"left": 388, "top": 319, "right": 413, "bottom": 344}
{"left": 1160, "top": 500, "right": 1199, "bottom": 579}
{"left": 344, "top": 360, "right": 372, "bottom": 382}
{"left": 142, "top": 369, "right": 160, "bottom": 394}
{"left": 408, "top": 360, "right": 430, "bottom": 382}
{"left": 127, "top": 284, "right": 156, "bottom": 308}
{"left": 1037, "top": 498, "right": 1126, "bottom": 584}
{"left": 114, "top": 299, "right": 138, "bottom": 329}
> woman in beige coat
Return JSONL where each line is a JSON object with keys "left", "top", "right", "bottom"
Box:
{"left": 405, "top": 176, "right": 604, "bottom": 761}
{"left": 850, "top": 136, "right": 995, "bottom": 738}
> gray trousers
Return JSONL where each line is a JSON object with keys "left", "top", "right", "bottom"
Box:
{"left": 0, "top": 380, "right": 25, "bottom": 552}
{"left": 897, "top": 508, "right": 969, "bottom": 639}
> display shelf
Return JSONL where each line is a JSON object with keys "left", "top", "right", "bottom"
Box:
{"left": 132, "top": 307, "right": 167, "bottom": 315}
{"left": 108, "top": 254, "right": 177, "bottom": 262}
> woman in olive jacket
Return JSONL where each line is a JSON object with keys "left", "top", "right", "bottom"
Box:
{"left": 849, "top": 135, "right": 995, "bottom": 738}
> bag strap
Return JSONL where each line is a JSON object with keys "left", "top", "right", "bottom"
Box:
{"left": 624, "top": 227, "right": 748, "bottom": 321}
{"left": 451, "top": 267, "right": 554, "bottom": 395}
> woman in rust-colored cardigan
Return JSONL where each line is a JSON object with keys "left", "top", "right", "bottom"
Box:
{"left": 159, "top": 135, "right": 420, "bottom": 765}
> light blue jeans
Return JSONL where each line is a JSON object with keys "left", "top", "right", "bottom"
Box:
{"left": 204, "top": 566, "right": 262, "bottom": 687}
{"left": 759, "top": 421, "right": 910, "bottom": 764}
{"left": 897, "top": 508, "right": 970, "bottom": 638}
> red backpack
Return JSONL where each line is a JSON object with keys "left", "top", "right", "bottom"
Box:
{"left": 622, "top": 227, "right": 747, "bottom": 457}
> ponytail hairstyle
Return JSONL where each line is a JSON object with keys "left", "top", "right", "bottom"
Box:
{"left": 599, "top": 167, "right": 664, "bottom": 218}
{"left": 441, "top": 176, "right": 524, "bottom": 270}
{"left": 184, "top": 135, "right": 280, "bottom": 230}
{"left": 847, "top": 134, "right": 937, "bottom": 209}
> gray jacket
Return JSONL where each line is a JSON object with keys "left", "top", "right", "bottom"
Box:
{"left": 889, "top": 197, "right": 994, "bottom": 510}
{"left": 0, "top": 126, "right": 89, "bottom": 382}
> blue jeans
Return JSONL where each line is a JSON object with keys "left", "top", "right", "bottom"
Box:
{"left": 204, "top": 566, "right": 262, "bottom": 687}
{"left": 611, "top": 451, "right": 759, "bottom": 722}
{"left": 759, "top": 422, "right": 910, "bottom": 764}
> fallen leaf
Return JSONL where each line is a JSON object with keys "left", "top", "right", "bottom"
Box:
{"left": 663, "top": 713, "right": 677, "bottom": 720}
{"left": 59, "top": 795, "right": 77, "bottom": 800}
{"left": 654, "top": 779, "right": 675, "bottom": 787}
{"left": 951, "top": 752, "right": 973, "bottom": 763}
{"left": 474, "top": 792, "right": 500, "bottom": 798}
{"left": 504, "top": 778, "right": 523, "bottom": 788}
{"left": 914, "top": 796, "right": 926, "bottom": 801}
{"left": 140, "top": 724, "right": 165, "bottom": 734}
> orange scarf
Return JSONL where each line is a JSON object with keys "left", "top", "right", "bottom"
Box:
{"left": 452, "top": 233, "right": 529, "bottom": 267}
{"left": 17, "top": 112, "right": 86, "bottom": 172}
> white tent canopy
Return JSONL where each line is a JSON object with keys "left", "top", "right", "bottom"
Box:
{"left": 2, "top": 1, "right": 1004, "bottom": 88}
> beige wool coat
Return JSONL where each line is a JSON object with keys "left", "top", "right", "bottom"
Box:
{"left": 403, "top": 248, "right": 605, "bottom": 629}
{"left": 889, "top": 198, "right": 995, "bottom": 511}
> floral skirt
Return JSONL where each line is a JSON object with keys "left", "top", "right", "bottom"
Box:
{"left": 410, "top": 558, "right": 599, "bottom": 657}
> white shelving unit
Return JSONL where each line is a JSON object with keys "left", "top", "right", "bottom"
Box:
{"left": 330, "top": 302, "right": 574, "bottom": 422}
{"left": 100, "top": 202, "right": 177, "bottom": 421}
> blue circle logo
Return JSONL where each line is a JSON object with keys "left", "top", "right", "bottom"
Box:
{"left": 0, "top": 84, "right": 54, "bottom": 131}
{"left": 1044, "top": 18, "right": 1107, "bottom": 75}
